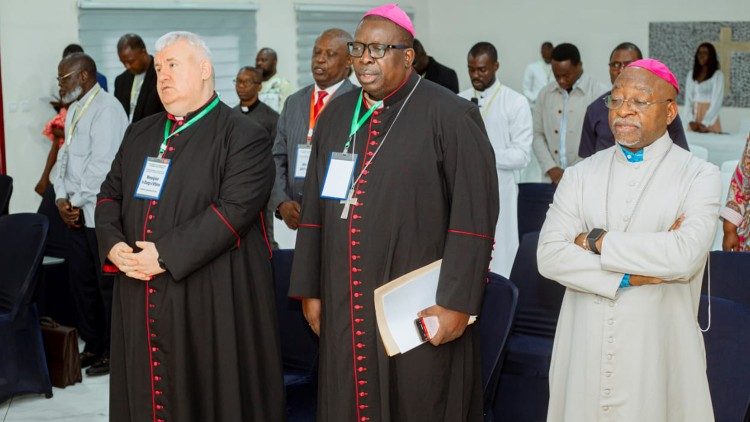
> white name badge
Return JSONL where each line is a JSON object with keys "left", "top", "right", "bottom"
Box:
{"left": 294, "top": 144, "right": 312, "bottom": 179}
{"left": 134, "top": 157, "right": 171, "bottom": 200}
{"left": 321, "top": 152, "right": 358, "bottom": 200}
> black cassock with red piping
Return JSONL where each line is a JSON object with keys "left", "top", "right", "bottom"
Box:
{"left": 290, "top": 72, "right": 499, "bottom": 422}
{"left": 96, "top": 95, "right": 284, "bottom": 422}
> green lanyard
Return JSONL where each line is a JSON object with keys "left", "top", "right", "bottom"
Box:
{"left": 159, "top": 96, "right": 221, "bottom": 158}
{"left": 343, "top": 90, "right": 382, "bottom": 152}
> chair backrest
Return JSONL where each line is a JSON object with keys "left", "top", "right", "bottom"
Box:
{"left": 479, "top": 273, "right": 519, "bottom": 413}
{"left": 702, "top": 251, "right": 750, "bottom": 307}
{"left": 698, "top": 295, "right": 750, "bottom": 422}
{"left": 721, "top": 159, "right": 739, "bottom": 174}
{"left": 690, "top": 144, "right": 709, "bottom": 161}
{"left": 517, "top": 183, "right": 555, "bottom": 239}
{"left": 271, "top": 249, "right": 319, "bottom": 373}
{"left": 508, "top": 231, "right": 566, "bottom": 337}
{"left": 739, "top": 117, "right": 750, "bottom": 138}
{"left": 0, "top": 175, "right": 12, "bottom": 216}
{"left": 0, "top": 213, "right": 48, "bottom": 317}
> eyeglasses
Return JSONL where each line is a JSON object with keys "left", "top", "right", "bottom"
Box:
{"left": 608, "top": 61, "right": 634, "bottom": 70}
{"left": 57, "top": 70, "right": 79, "bottom": 83}
{"left": 347, "top": 42, "right": 409, "bottom": 59}
{"left": 604, "top": 95, "right": 672, "bottom": 112}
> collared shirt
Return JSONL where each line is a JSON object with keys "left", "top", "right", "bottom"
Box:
{"left": 531, "top": 73, "right": 609, "bottom": 181}
{"left": 579, "top": 91, "right": 689, "bottom": 158}
{"left": 314, "top": 78, "right": 346, "bottom": 109}
{"left": 52, "top": 83, "right": 128, "bottom": 228}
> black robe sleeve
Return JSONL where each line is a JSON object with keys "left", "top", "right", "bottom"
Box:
{"left": 95, "top": 125, "right": 131, "bottom": 268}
{"left": 287, "top": 125, "right": 324, "bottom": 299}
{"left": 435, "top": 106, "right": 499, "bottom": 315}
{"left": 154, "top": 119, "right": 274, "bottom": 281}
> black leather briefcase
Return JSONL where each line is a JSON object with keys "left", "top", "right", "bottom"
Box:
{"left": 40, "top": 317, "right": 82, "bottom": 388}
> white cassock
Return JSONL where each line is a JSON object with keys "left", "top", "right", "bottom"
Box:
{"left": 459, "top": 80, "right": 532, "bottom": 277}
{"left": 538, "top": 133, "right": 719, "bottom": 422}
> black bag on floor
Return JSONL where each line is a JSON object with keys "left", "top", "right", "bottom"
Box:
{"left": 40, "top": 317, "right": 82, "bottom": 388}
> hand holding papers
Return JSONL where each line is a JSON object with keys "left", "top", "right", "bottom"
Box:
{"left": 374, "top": 260, "right": 477, "bottom": 356}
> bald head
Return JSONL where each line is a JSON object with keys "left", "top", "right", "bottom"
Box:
{"left": 256, "top": 48, "right": 278, "bottom": 80}
{"left": 609, "top": 66, "right": 678, "bottom": 150}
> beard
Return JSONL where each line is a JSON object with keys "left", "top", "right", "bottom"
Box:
{"left": 615, "top": 138, "right": 641, "bottom": 148}
{"left": 61, "top": 85, "right": 82, "bottom": 104}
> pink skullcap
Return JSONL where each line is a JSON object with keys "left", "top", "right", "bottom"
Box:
{"left": 626, "top": 58, "right": 680, "bottom": 93}
{"left": 363, "top": 3, "right": 415, "bottom": 37}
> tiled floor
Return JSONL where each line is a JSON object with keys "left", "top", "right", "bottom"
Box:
{"left": 1, "top": 372, "right": 108, "bottom": 422}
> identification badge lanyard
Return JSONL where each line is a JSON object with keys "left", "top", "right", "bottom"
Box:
{"left": 134, "top": 96, "right": 221, "bottom": 200}
{"left": 295, "top": 90, "right": 333, "bottom": 179}
{"left": 319, "top": 90, "right": 382, "bottom": 201}
{"left": 59, "top": 85, "right": 102, "bottom": 181}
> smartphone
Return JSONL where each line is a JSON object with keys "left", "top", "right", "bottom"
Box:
{"left": 414, "top": 316, "right": 440, "bottom": 342}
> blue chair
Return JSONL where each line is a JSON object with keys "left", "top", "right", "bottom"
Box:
{"left": 0, "top": 175, "right": 12, "bottom": 215}
{"left": 0, "top": 213, "right": 52, "bottom": 404}
{"left": 271, "top": 249, "right": 318, "bottom": 421}
{"left": 699, "top": 251, "right": 750, "bottom": 422}
{"left": 479, "top": 273, "right": 518, "bottom": 421}
{"left": 517, "top": 183, "right": 555, "bottom": 239}
{"left": 493, "top": 231, "right": 565, "bottom": 421}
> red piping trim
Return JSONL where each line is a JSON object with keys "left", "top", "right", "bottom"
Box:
{"left": 145, "top": 283, "right": 157, "bottom": 422}
{"left": 348, "top": 201, "right": 362, "bottom": 421}
{"left": 211, "top": 204, "right": 241, "bottom": 248}
{"left": 258, "top": 211, "right": 272, "bottom": 259}
{"left": 298, "top": 223, "right": 321, "bottom": 228}
{"left": 102, "top": 263, "right": 119, "bottom": 274}
{"left": 448, "top": 229, "right": 494, "bottom": 241}
{"left": 96, "top": 198, "right": 114, "bottom": 206}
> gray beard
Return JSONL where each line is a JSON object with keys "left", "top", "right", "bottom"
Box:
{"left": 62, "top": 86, "right": 82, "bottom": 104}
{"left": 615, "top": 138, "right": 641, "bottom": 148}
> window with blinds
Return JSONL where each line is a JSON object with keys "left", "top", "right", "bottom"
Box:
{"left": 78, "top": 3, "right": 257, "bottom": 105}
{"left": 294, "top": 4, "right": 414, "bottom": 89}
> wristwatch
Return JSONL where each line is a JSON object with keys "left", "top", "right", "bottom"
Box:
{"left": 157, "top": 257, "right": 167, "bottom": 270}
{"left": 586, "top": 228, "right": 607, "bottom": 254}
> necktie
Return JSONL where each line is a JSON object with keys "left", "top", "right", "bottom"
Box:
{"left": 313, "top": 90, "right": 328, "bottom": 120}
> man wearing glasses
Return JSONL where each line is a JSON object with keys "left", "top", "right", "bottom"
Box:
{"left": 538, "top": 59, "right": 717, "bottom": 421}
{"left": 52, "top": 52, "right": 128, "bottom": 376}
{"left": 234, "top": 66, "right": 279, "bottom": 247}
{"left": 579, "top": 42, "right": 688, "bottom": 158}
{"left": 290, "top": 4, "right": 498, "bottom": 421}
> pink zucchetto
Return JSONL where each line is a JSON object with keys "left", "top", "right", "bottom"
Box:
{"left": 626, "top": 58, "right": 680, "bottom": 93}
{"left": 363, "top": 3, "right": 416, "bottom": 37}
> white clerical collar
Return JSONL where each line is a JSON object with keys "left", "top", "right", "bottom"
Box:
{"left": 314, "top": 78, "right": 345, "bottom": 98}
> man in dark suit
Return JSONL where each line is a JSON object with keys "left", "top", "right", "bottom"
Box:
{"left": 114, "top": 33, "right": 164, "bottom": 123}
{"left": 271, "top": 28, "right": 356, "bottom": 230}
{"left": 412, "top": 38, "right": 459, "bottom": 93}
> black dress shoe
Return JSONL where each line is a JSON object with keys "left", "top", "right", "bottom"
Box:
{"left": 85, "top": 357, "right": 110, "bottom": 376}
{"left": 79, "top": 352, "right": 99, "bottom": 368}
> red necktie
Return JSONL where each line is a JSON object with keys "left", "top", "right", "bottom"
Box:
{"left": 313, "top": 91, "right": 328, "bottom": 120}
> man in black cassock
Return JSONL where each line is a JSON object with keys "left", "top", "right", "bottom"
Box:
{"left": 95, "top": 31, "right": 284, "bottom": 421}
{"left": 289, "top": 5, "right": 499, "bottom": 421}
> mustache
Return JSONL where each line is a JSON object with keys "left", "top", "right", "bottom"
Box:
{"left": 612, "top": 117, "right": 642, "bottom": 128}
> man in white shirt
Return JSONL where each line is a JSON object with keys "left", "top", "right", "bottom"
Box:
{"left": 532, "top": 43, "right": 609, "bottom": 184}
{"left": 52, "top": 53, "right": 128, "bottom": 376}
{"left": 270, "top": 29, "right": 356, "bottom": 230}
{"left": 538, "top": 59, "right": 717, "bottom": 422}
{"left": 522, "top": 41, "right": 554, "bottom": 104}
{"left": 459, "top": 41, "right": 532, "bottom": 277}
{"left": 256, "top": 47, "right": 296, "bottom": 113}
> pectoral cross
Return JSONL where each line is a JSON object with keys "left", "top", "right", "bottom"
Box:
{"left": 340, "top": 188, "right": 359, "bottom": 219}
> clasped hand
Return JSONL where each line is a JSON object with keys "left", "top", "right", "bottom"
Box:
{"left": 108, "top": 241, "right": 165, "bottom": 281}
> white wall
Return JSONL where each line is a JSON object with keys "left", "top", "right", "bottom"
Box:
{"left": 2, "top": 0, "right": 749, "bottom": 213}
{"left": 420, "top": 0, "right": 750, "bottom": 131}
